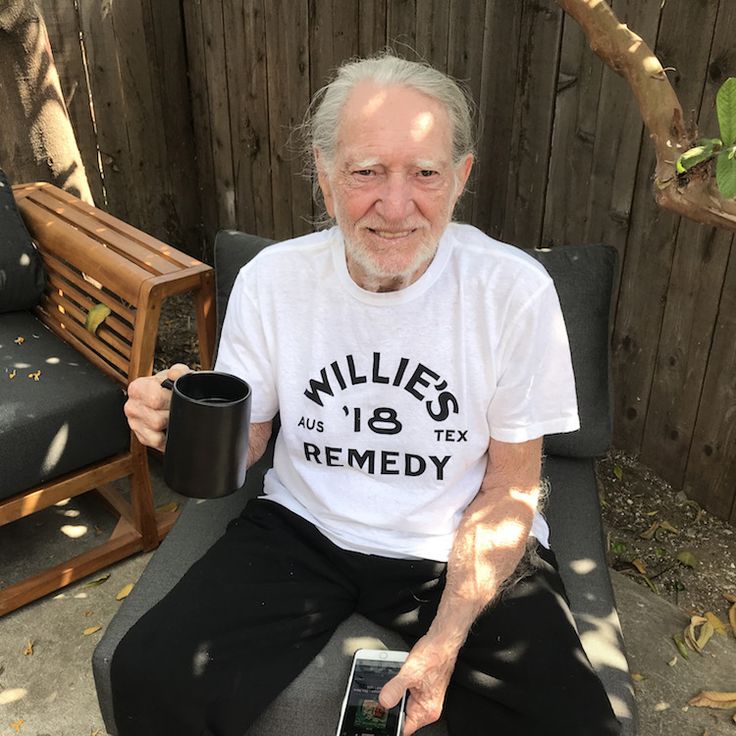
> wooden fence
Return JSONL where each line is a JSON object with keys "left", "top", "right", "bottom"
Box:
{"left": 4, "top": 0, "right": 736, "bottom": 523}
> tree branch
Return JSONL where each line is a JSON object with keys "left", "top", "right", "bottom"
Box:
{"left": 557, "top": 0, "right": 736, "bottom": 232}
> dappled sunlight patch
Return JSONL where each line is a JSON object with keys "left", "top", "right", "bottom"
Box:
{"left": 60, "top": 524, "right": 88, "bottom": 539}
{"left": 342, "top": 637, "right": 385, "bottom": 656}
{"left": 578, "top": 611, "right": 629, "bottom": 671}
{"left": 42, "top": 422, "right": 69, "bottom": 475}
{"left": 570, "top": 558, "right": 597, "bottom": 575}
{"left": 0, "top": 688, "right": 28, "bottom": 706}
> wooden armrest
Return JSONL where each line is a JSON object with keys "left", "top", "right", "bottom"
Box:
{"left": 13, "top": 182, "right": 212, "bottom": 385}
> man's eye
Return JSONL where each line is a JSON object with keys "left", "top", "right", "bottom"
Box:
{"left": 353, "top": 169, "right": 374, "bottom": 177}
{"left": 419, "top": 169, "right": 438, "bottom": 177}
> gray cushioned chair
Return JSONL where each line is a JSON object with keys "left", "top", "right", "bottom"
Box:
{"left": 93, "top": 230, "right": 638, "bottom": 735}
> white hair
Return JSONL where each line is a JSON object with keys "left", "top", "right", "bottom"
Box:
{"left": 302, "top": 52, "right": 476, "bottom": 202}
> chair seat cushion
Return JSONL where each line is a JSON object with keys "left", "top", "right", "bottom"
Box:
{"left": 0, "top": 310, "right": 129, "bottom": 500}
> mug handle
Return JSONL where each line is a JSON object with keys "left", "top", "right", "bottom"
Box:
{"left": 161, "top": 378, "right": 175, "bottom": 391}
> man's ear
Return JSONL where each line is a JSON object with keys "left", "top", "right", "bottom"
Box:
{"left": 453, "top": 153, "right": 474, "bottom": 202}
{"left": 315, "top": 148, "right": 335, "bottom": 218}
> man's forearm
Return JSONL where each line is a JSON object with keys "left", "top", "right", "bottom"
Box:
{"left": 246, "top": 420, "right": 273, "bottom": 469}
{"left": 425, "top": 437, "right": 543, "bottom": 651}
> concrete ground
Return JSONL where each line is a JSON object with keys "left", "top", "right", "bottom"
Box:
{"left": 1, "top": 458, "right": 736, "bottom": 735}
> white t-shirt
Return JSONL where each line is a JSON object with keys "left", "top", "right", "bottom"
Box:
{"left": 216, "top": 223, "right": 579, "bottom": 561}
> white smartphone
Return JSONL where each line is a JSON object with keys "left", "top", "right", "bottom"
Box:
{"left": 335, "top": 648, "right": 409, "bottom": 736}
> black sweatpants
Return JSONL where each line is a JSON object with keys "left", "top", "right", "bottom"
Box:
{"left": 111, "top": 498, "right": 620, "bottom": 735}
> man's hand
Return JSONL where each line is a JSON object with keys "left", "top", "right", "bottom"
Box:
{"left": 124, "top": 363, "right": 191, "bottom": 451}
{"left": 379, "top": 634, "right": 458, "bottom": 735}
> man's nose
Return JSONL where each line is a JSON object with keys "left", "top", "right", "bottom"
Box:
{"left": 375, "top": 174, "right": 416, "bottom": 221}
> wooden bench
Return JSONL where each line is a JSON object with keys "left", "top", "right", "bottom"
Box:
{"left": 0, "top": 182, "right": 215, "bottom": 616}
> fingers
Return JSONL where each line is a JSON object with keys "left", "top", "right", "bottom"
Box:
{"left": 125, "top": 364, "right": 192, "bottom": 451}
{"left": 379, "top": 673, "right": 408, "bottom": 710}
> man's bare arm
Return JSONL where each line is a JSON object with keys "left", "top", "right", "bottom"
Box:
{"left": 380, "top": 436, "right": 543, "bottom": 735}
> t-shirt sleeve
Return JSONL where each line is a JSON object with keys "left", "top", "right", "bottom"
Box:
{"left": 487, "top": 279, "right": 580, "bottom": 443}
{"left": 214, "top": 266, "right": 279, "bottom": 422}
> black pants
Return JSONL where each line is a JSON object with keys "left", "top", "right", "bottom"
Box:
{"left": 111, "top": 498, "right": 620, "bottom": 735}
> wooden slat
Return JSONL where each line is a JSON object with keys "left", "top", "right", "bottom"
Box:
{"left": 146, "top": 0, "right": 203, "bottom": 257}
{"left": 309, "top": 0, "right": 359, "bottom": 99}
{"left": 43, "top": 255, "right": 136, "bottom": 336}
{"left": 182, "top": 0, "right": 219, "bottom": 253}
{"left": 684, "top": 245, "right": 736, "bottom": 522}
{"left": 358, "top": 0, "right": 387, "bottom": 57}
{"left": 44, "top": 288, "right": 132, "bottom": 362}
{"left": 446, "top": 0, "right": 488, "bottom": 225}
{"left": 223, "top": 0, "right": 274, "bottom": 237}
{"left": 584, "top": 0, "right": 661, "bottom": 304}
{"left": 387, "top": 0, "right": 416, "bottom": 50}
{"left": 541, "top": 12, "right": 606, "bottom": 247}
{"left": 38, "top": 294, "right": 131, "bottom": 375}
{"left": 200, "top": 0, "right": 237, "bottom": 234}
{"left": 0, "top": 454, "right": 132, "bottom": 524}
{"left": 611, "top": 0, "right": 720, "bottom": 454}
{"left": 640, "top": 1, "right": 736, "bottom": 488}
{"left": 18, "top": 199, "right": 149, "bottom": 305}
{"left": 415, "top": 1, "right": 450, "bottom": 68}
{"left": 264, "top": 0, "right": 312, "bottom": 240}
{"left": 40, "top": 0, "right": 105, "bottom": 205}
{"left": 472, "top": 0, "right": 524, "bottom": 238}
{"left": 501, "top": 0, "right": 563, "bottom": 249}
{"left": 30, "top": 189, "right": 183, "bottom": 275}
{"left": 32, "top": 184, "right": 204, "bottom": 271}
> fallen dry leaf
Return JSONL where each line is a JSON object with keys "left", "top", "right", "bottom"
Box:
{"left": 22, "top": 640, "right": 33, "bottom": 656}
{"left": 673, "top": 634, "right": 690, "bottom": 659}
{"left": 654, "top": 701, "right": 670, "bottom": 712}
{"left": 27, "top": 370, "right": 41, "bottom": 381}
{"left": 632, "top": 558, "right": 647, "bottom": 575}
{"left": 8, "top": 369, "right": 16, "bottom": 380}
{"left": 684, "top": 616, "right": 714, "bottom": 653}
{"left": 13, "top": 336, "right": 24, "bottom": 345}
{"left": 640, "top": 521, "right": 659, "bottom": 540}
{"left": 688, "top": 691, "right": 736, "bottom": 709}
{"left": 667, "top": 656, "right": 677, "bottom": 667}
{"left": 156, "top": 501, "right": 179, "bottom": 514}
{"left": 659, "top": 520, "right": 680, "bottom": 534}
{"left": 10, "top": 719, "right": 24, "bottom": 732}
{"left": 631, "top": 672, "right": 645, "bottom": 682}
{"left": 704, "top": 611, "right": 726, "bottom": 636}
{"left": 83, "top": 626, "right": 102, "bottom": 636}
{"left": 677, "top": 549, "right": 698, "bottom": 568}
{"left": 85, "top": 303, "right": 111, "bottom": 335}
{"left": 724, "top": 592, "right": 736, "bottom": 604}
{"left": 84, "top": 574, "right": 111, "bottom": 588}
{"left": 729, "top": 603, "right": 736, "bottom": 637}
{"left": 116, "top": 583, "right": 134, "bottom": 601}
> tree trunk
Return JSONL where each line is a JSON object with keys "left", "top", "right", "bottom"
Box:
{"left": 557, "top": 0, "right": 736, "bottom": 232}
{"left": 0, "top": 0, "right": 92, "bottom": 202}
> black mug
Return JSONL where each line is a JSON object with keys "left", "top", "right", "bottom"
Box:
{"left": 161, "top": 371, "right": 251, "bottom": 498}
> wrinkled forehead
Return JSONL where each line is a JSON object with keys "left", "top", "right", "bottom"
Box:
{"left": 336, "top": 81, "right": 453, "bottom": 159}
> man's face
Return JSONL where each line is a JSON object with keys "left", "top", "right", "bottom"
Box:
{"left": 316, "top": 82, "right": 473, "bottom": 290}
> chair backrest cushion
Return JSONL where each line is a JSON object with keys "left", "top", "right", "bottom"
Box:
{"left": 0, "top": 170, "right": 46, "bottom": 313}
{"left": 213, "top": 231, "right": 615, "bottom": 459}
{"left": 530, "top": 244, "right": 616, "bottom": 458}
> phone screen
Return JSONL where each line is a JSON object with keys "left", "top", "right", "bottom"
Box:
{"left": 338, "top": 658, "right": 404, "bottom": 736}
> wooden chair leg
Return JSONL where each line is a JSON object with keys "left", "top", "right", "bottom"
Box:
{"left": 194, "top": 270, "right": 216, "bottom": 369}
{"left": 129, "top": 438, "right": 159, "bottom": 551}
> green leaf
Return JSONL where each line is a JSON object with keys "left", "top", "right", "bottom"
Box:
{"left": 613, "top": 465, "right": 623, "bottom": 481}
{"left": 83, "top": 573, "right": 111, "bottom": 588}
{"left": 716, "top": 152, "right": 736, "bottom": 198}
{"left": 677, "top": 549, "right": 698, "bottom": 568}
{"left": 676, "top": 143, "right": 717, "bottom": 174}
{"left": 85, "top": 303, "right": 111, "bottom": 335}
{"left": 716, "top": 77, "right": 736, "bottom": 146}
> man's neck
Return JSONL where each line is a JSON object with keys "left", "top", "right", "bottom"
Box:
{"left": 346, "top": 255, "right": 433, "bottom": 293}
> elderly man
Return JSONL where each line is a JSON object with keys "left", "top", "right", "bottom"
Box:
{"left": 113, "top": 54, "right": 620, "bottom": 735}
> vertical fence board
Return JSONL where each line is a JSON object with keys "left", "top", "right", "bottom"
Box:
{"left": 224, "top": 0, "right": 273, "bottom": 238}
{"left": 415, "top": 1, "right": 450, "bottom": 69}
{"left": 264, "top": 0, "right": 312, "bottom": 239}
{"left": 501, "top": 0, "right": 563, "bottom": 249}
{"left": 542, "top": 13, "right": 605, "bottom": 247}
{"left": 387, "top": 0, "right": 416, "bottom": 51}
{"left": 200, "top": 1, "right": 237, "bottom": 237}
{"left": 309, "top": 0, "right": 359, "bottom": 97}
{"left": 640, "top": 1, "right": 736, "bottom": 487}
{"left": 358, "top": 0, "right": 387, "bottom": 57}
{"left": 182, "top": 0, "right": 218, "bottom": 254}
{"left": 472, "top": 1, "right": 523, "bottom": 238}
{"left": 584, "top": 0, "right": 660, "bottom": 303}
{"left": 611, "top": 0, "right": 719, "bottom": 454}
{"left": 446, "top": 0, "right": 486, "bottom": 224}
{"left": 41, "top": 0, "right": 104, "bottom": 205}
{"left": 146, "top": 0, "right": 201, "bottom": 254}
{"left": 684, "top": 244, "right": 736, "bottom": 521}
